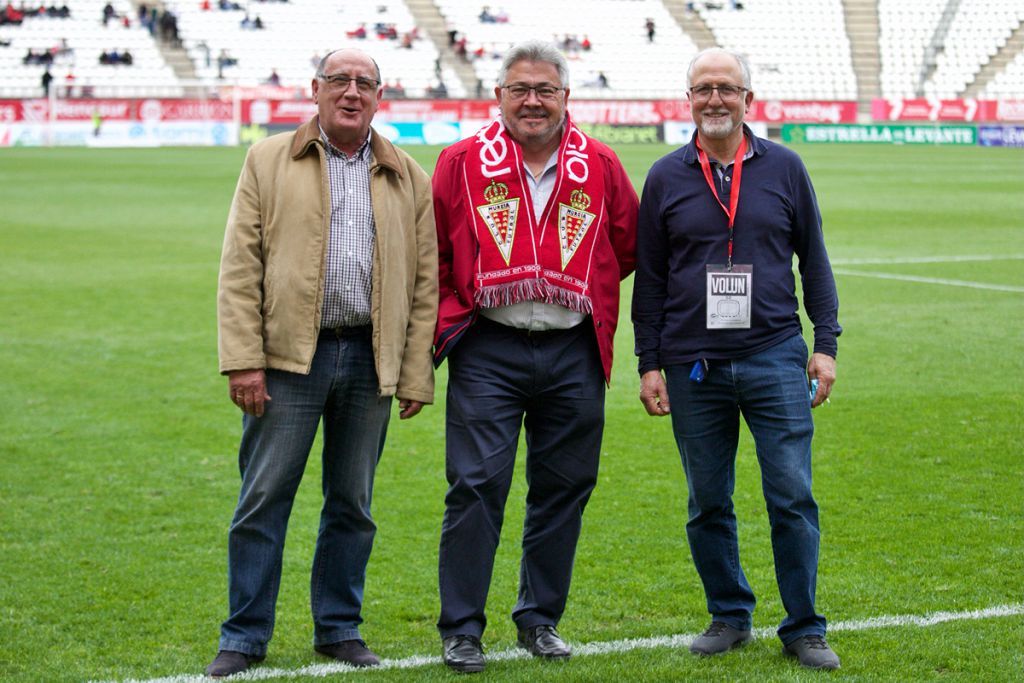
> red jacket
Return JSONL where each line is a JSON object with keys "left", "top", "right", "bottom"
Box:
{"left": 432, "top": 131, "right": 638, "bottom": 382}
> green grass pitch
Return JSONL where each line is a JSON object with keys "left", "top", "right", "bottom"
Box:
{"left": 0, "top": 141, "right": 1022, "bottom": 682}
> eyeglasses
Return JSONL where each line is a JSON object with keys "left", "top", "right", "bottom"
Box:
{"left": 318, "top": 72, "right": 380, "bottom": 94}
{"left": 500, "top": 83, "right": 564, "bottom": 101}
{"left": 688, "top": 84, "right": 747, "bottom": 102}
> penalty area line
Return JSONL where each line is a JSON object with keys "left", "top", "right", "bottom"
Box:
{"left": 833, "top": 268, "right": 1024, "bottom": 293}
{"left": 102, "top": 603, "right": 1024, "bottom": 683}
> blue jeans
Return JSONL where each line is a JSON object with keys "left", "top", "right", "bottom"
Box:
{"left": 437, "top": 318, "right": 605, "bottom": 639}
{"left": 664, "top": 334, "right": 826, "bottom": 644}
{"left": 218, "top": 330, "right": 392, "bottom": 657}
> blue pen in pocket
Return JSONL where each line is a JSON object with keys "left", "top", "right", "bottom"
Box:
{"left": 690, "top": 359, "right": 708, "bottom": 383}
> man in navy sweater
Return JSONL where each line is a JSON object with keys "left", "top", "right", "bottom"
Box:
{"left": 632, "top": 47, "right": 842, "bottom": 670}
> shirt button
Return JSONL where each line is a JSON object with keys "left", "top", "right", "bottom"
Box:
{"left": 725, "top": 175, "right": 731, "bottom": 181}
{"left": 345, "top": 285, "right": 351, "bottom": 291}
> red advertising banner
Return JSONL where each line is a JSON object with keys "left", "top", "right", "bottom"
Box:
{"left": 872, "top": 98, "right": 1024, "bottom": 123}
{"left": 0, "top": 98, "right": 235, "bottom": 122}
{"left": 0, "top": 98, "right": 861, "bottom": 125}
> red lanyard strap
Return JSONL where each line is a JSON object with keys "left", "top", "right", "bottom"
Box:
{"left": 696, "top": 135, "right": 747, "bottom": 269}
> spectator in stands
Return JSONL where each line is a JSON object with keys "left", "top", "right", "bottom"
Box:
{"left": 632, "top": 47, "right": 842, "bottom": 672}
{"left": 197, "top": 40, "right": 211, "bottom": 67}
{"left": 253, "top": 15, "right": 264, "bottom": 29}
{"left": 478, "top": 5, "right": 494, "bottom": 23}
{"left": 205, "top": 45, "right": 437, "bottom": 680}
{"left": 429, "top": 79, "right": 448, "bottom": 99}
{"left": 201, "top": 0, "right": 211, "bottom": 10}
{"left": 121, "top": 48, "right": 133, "bottom": 65}
{"left": 121, "top": 14, "right": 130, "bottom": 28}
{"left": 581, "top": 35, "right": 591, "bottom": 51}
{"left": 266, "top": 68, "right": 281, "bottom": 86}
{"left": 383, "top": 79, "right": 405, "bottom": 98}
{"left": 495, "top": 7, "right": 508, "bottom": 23}
{"left": 102, "top": 2, "right": 114, "bottom": 25}
{"left": 347, "top": 23, "right": 367, "bottom": 40}
{"left": 41, "top": 67, "right": 53, "bottom": 96}
{"left": 597, "top": 71, "right": 609, "bottom": 88}
{"left": 645, "top": 17, "right": 655, "bottom": 43}
{"left": 432, "top": 39, "right": 638, "bottom": 675}
{"left": 1, "top": 2, "right": 24, "bottom": 25}
{"left": 217, "top": 48, "right": 237, "bottom": 78}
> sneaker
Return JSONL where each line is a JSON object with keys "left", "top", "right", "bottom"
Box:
{"left": 689, "top": 621, "right": 752, "bottom": 655}
{"left": 783, "top": 634, "right": 841, "bottom": 670}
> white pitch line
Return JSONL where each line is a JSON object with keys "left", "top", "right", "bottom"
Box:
{"left": 833, "top": 268, "right": 1024, "bottom": 293}
{"left": 99, "top": 603, "right": 1024, "bottom": 683}
{"left": 832, "top": 254, "right": 1024, "bottom": 265}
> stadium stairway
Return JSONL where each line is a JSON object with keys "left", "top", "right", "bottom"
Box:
{"left": 662, "top": 0, "right": 717, "bottom": 52}
{"left": 964, "top": 18, "right": 1024, "bottom": 97}
{"left": 126, "top": 0, "right": 197, "bottom": 85}
{"left": 843, "top": 0, "right": 881, "bottom": 120}
{"left": 404, "top": 0, "right": 478, "bottom": 96}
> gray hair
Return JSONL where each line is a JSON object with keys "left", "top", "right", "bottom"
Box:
{"left": 686, "top": 47, "right": 751, "bottom": 90}
{"left": 316, "top": 49, "right": 382, "bottom": 83}
{"left": 497, "top": 40, "right": 569, "bottom": 88}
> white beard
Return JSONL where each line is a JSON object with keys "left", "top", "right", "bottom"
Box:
{"left": 698, "top": 112, "right": 739, "bottom": 139}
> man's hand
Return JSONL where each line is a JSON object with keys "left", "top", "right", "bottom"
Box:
{"left": 398, "top": 399, "right": 424, "bottom": 420}
{"left": 807, "top": 352, "right": 836, "bottom": 409}
{"left": 639, "top": 370, "right": 671, "bottom": 416}
{"left": 228, "top": 369, "right": 271, "bottom": 417}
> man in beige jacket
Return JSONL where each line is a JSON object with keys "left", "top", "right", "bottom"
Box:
{"left": 208, "top": 48, "right": 437, "bottom": 678}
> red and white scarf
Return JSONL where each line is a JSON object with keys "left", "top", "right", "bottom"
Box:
{"left": 462, "top": 114, "right": 606, "bottom": 314}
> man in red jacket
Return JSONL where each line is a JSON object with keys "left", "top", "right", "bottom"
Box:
{"left": 431, "top": 40, "right": 637, "bottom": 674}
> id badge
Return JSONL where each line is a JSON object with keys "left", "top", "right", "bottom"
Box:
{"left": 706, "top": 264, "right": 752, "bottom": 329}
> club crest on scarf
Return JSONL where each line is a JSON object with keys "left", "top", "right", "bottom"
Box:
{"left": 476, "top": 180, "right": 520, "bottom": 266}
{"left": 463, "top": 114, "right": 604, "bottom": 315}
{"left": 557, "top": 188, "right": 595, "bottom": 270}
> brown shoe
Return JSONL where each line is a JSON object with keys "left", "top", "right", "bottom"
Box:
{"left": 314, "top": 639, "right": 381, "bottom": 667}
{"left": 205, "top": 650, "right": 263, "bottom": 677}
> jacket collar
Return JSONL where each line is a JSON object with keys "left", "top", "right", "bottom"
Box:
{"left": 290, "top": 116, "right": 404, "bottom": 178}
{"left": 681, "top": 123, "right": 766, "bottom": 165}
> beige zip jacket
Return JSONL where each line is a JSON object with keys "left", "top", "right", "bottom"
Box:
{"left": 217, "top": 117, "right": 437, "bottom": 403}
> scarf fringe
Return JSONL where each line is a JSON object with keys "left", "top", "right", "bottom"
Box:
{"left": 476, "top": 279, "right": 593, "bottom": 315}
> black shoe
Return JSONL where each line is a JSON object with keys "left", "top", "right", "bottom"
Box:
{"left": 314, "top": 639, "right": 381, "bottom": 667}
{"left": 205, "top": 650, "right": 264, "bottom": 677}
{"left": 517, "top": 625, "right": 571, "bottom": 659}
{"left": 442, "top": 634, "right": 486, "bottom": 673}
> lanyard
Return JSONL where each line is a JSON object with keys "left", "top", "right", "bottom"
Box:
{"left": 696, "top": 135, "right": 747, "bottom": 270}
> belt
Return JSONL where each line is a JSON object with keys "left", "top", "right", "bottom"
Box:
{"left": 320, "top": 324, "right": 372, "bottom": 339}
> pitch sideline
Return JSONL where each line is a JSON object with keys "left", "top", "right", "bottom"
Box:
{"left": 102, "top": 603, "right": 1024, "bottom": 683}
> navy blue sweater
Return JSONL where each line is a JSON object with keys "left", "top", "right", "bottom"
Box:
{"left": 632, "top": 128, "right": 841, "bottom": 374}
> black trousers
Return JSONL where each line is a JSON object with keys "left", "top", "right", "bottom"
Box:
{"left": 437, "top": 317, "right": 606, "bottom": 639}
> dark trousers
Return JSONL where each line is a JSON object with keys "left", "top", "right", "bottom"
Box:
{"left": 437, "top": 318, "right": 606, "bottom": 639}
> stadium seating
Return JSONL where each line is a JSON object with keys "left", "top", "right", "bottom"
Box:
{"left": 0, "top": 0, "right": 1021, "bottom": 103}
{"left": 434, "top": 0, "right": 697, "bottom": 98}
{"left": 922, "top": 0, "right": 1024, "bottom": 98}
{"left": 981, "top": 49, "right": 1024, "bottom": 98}
{"left": 174, "top": 0, "right": 465, "bottom": 98}
{"left": 0, "top": 0, "right": 180, "bottom": 98}
{"left": 694, "top": 0, "right": 856, "bottom": 100}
